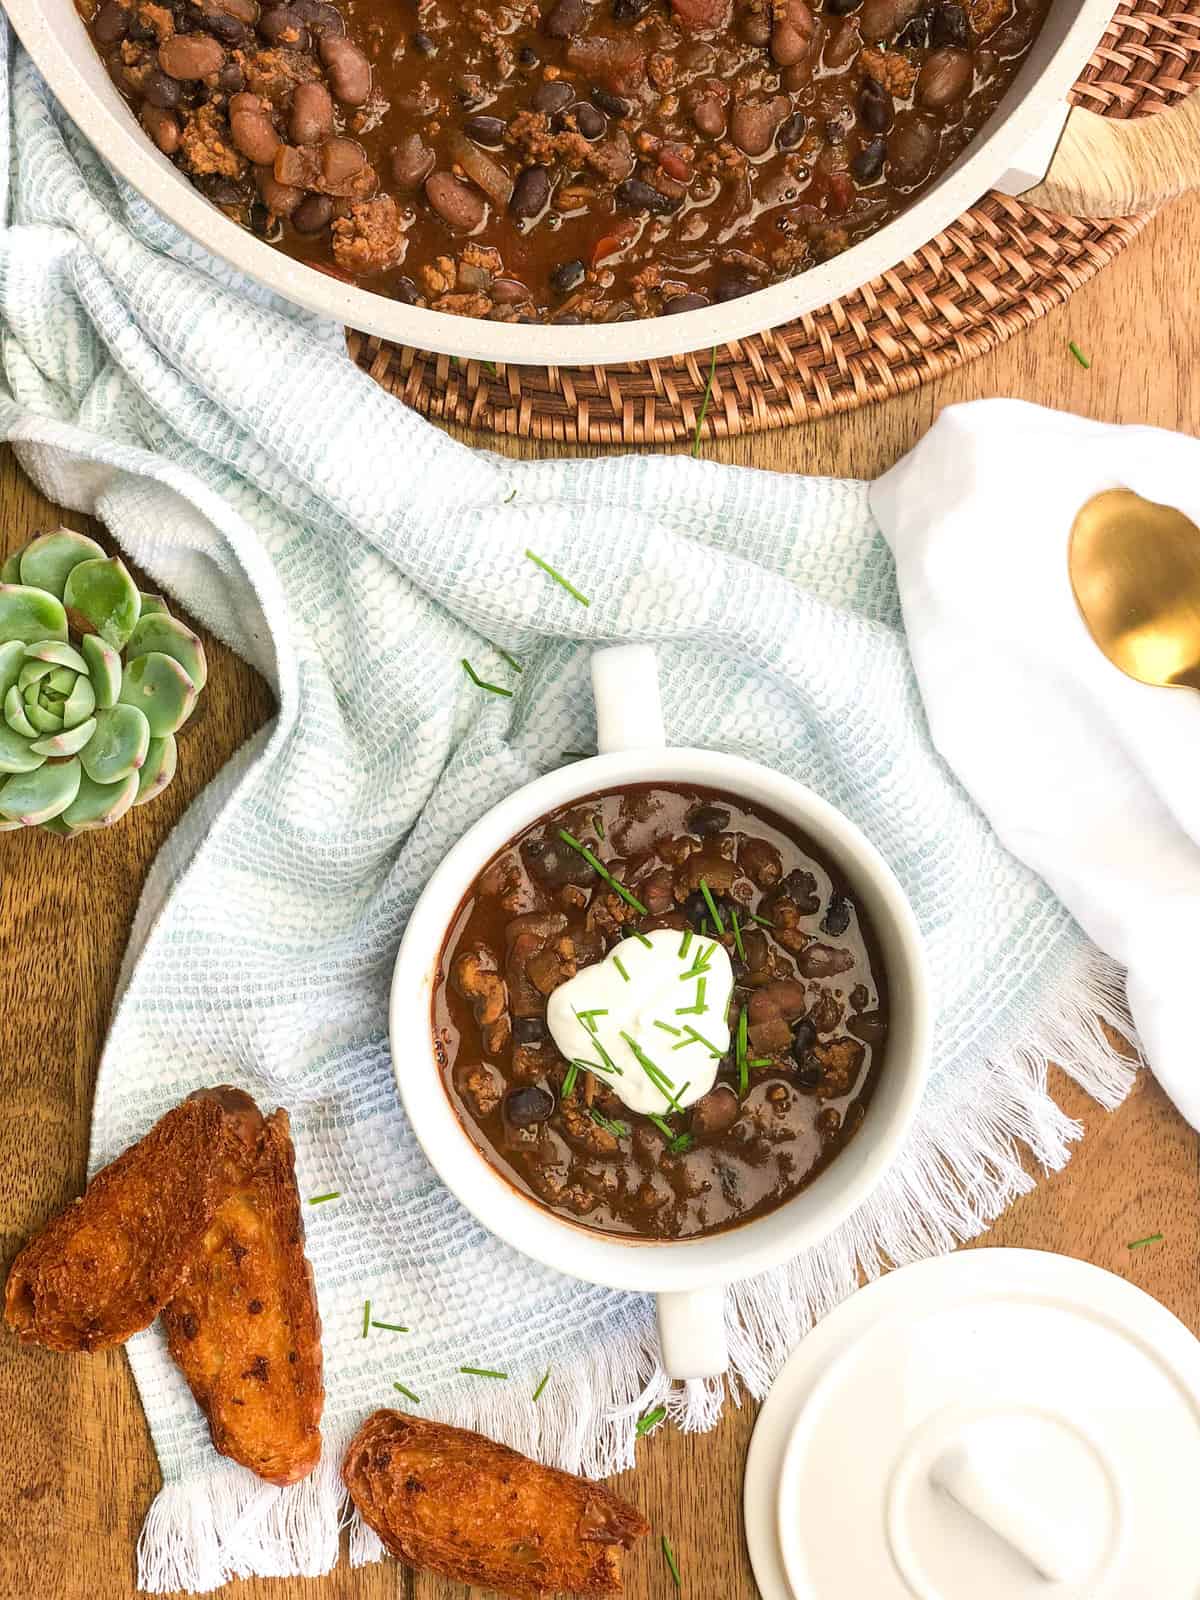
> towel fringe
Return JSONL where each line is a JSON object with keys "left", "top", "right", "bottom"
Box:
{"left": 137, "top": 943, "right": 1135, "bottom": 1592}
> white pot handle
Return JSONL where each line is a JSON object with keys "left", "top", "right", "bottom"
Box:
{"left": 591, "top": 645, "right": 666, "bottom": 753}
{"left": 656, "top": 1287, "right": 729, "bottom": 1380}
{"left": 589, "top": 646, "right": 728, "bottom": 1380}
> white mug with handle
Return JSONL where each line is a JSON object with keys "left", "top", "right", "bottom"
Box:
{"left": 390, "top": 645, "right": 931, "bottom": 1379}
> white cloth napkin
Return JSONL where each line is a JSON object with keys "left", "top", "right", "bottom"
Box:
{"left": 873, "top": 399, "right": 1200, "bottom": 1127}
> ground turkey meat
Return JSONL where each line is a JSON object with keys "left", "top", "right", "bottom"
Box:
{"left": 236, "top": 47, "right": 322, "bottom": 105}
{"left": 860, "top": 46, "right": 920, "bottom": 97}
{"left": 331, "top": 196, "right": 409, "bottom": 273}
{"left": 179, "top": 103, "right": 246, "bottom": 180}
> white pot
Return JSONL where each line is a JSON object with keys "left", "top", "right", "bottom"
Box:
{"left": 3, "top": 0, "right": 1156, "bottom": 366}
{"left": 388, "top": 646, "right": 931, "bottom": 1380}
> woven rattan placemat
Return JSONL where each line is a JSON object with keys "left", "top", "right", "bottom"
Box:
{"left": 347, "top": 0, "right": 1198, "bottom": 444}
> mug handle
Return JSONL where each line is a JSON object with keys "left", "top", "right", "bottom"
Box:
{"left": 589, "top": 646, "right": 730, "bottom": 1381}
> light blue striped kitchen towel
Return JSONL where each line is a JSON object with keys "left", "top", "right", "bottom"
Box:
{"left": 0, "top": 24, "right": 1135, "bottom": 1594}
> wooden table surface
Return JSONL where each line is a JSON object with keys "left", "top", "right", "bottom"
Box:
{"left": 2, "top": 193, "right": 1199, "bottom": 1600}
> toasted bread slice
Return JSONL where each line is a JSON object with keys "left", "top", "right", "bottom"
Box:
{"left": 162, "top": 1107, "right": 323, "bottom": 1485}
{"left": 4, "top": 1089, "right": 258, "bottom": 1352}
{"left": 343, "top": 1410, "right": 649, "bottom": 1599}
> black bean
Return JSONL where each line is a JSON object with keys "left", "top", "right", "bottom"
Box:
{"left": 142, "top": 68, "right": 182, "bottom": 109}
{"left": 931, "top": 0, "right": 969, "bottom": 45}
{"left": 615, "top": 177, "right": 678, "bottom": 214}
{"left": 552, "top": 311, "right": 583, "bottom": 324}
{"left": 291, "top": 191, "right": 334, "bottom": 232}
{"left": 613, "top": 0, "right": 650, "bottom": 18}
{"left": 574, "top": 102, "right": 606, "bottom": 139}
{"left": 550, "top": 258, "right": 586, "bottom": 293}
{"left": 714, "top": 272, "right": 758, "bottom": 301}
{"left": 292, "top": 0, "right": 344, "bottom": 31}
{"left": 513, "top": 1015, "right": 549, "bottom": 1045}
{"left": 464, "top": 113, "right": 506, "bottom": 146}
{"left": 199, "top": 8, "right": 248, "bottom": 44}
{"left": 510, "top": 163, "right": 551, "bottom": 217}
{"left": 412, "top": 29, "right": 437, "bottom": 53}
{"left": 393, "top": 275, "right": 421, "bottom": 304}
{"left": 543, "top": 0, "right": 586, "bottom": 36}
{"left": 94, "top": 0, "right": 131, "bottom": 43}
{"left": 532, "top": 79, "right": 574, "bottom": 114}
{"left": 249, "top": 200, "right": 283, "bottom": 240}
{"left": 201, "top": 174, "right": 244, "bottom": 205}
{"left": 217, "top": 61, "right": 245, "bottom": 92}
{"left": 505, "top": 1085, "right": 555, "bottom": 1127}
{"left": 665, "top": 293, "right": 709, "bottom": 313}
{"left": 822, "top": 892, "right": 852, "bottom": 935}
{"left": 777, "top": 111, "right": 806, "bottom": 147}
{"left": 259, "top": 4, "right": 309, "bottom": 47}
{"left": 687, "top": 803, "right": 731, "bottom": 837}
{"left": 518, "top": 44, "right": 539, "bottom": 65}
{"left": 682, "top": 888, "right": 737, "bottom": 930}
{"left": 825, "top": 0, "right": 861, "bottom": 12}
{"left": 895, "top": 11, "right": 930, "bottom": 45}
{"left": 858, "top": 75, "right": 893, "bottom": 132}
{"left": 824, "top": 105, "right": 853, "bottom": 144}
{"left": 850, "top": 136, "right": 886, "bottom": 182}
{"left": 592, "top": 87, "right": 630, "bottom": 117}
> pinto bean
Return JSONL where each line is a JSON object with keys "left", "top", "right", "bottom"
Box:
{"left": 797, "top": 942, "right": 855, "bottom": 979}
{"left": 140, "top": 102, "right": 181, "bottom": 154}
{"left": 321, "top": 135, "right": 369, "bottom": 186}
{"left": 887, "top": 113, "right": 939, "bottom": 183}
{"left": 289, "top": 80, "right": 334, "bottom": 143}
{"left": 319, "top": 31, "right": 372, "bottom": 104}
{"left": 158, "top": 32, "right": 226, "bottom": 79}
{"left": 917, "top": 46, "right": 973, "bottom": 106}
{"left": 291, "top": 191, "right": 333, "bottom": 230}
{"left": 390, "top": 132, "right": 436, "bottom": 189}
{"left": 259, "top": 170, "right": 303, "bottom": 215}
{"left": 692, "top": 95, "right": 726, "bottom": 137}
{"left": 691, "top": 1086, "right": 740, "bottom": 1139}
{"left": 729, "top": 93, "right": 789, "bottom": 156}
{"left": 543, "top": 0, "right": 587, "bottom": 36}
{"left": 770, "top": 0, "right": 814, "bottom": 64}
{"left": 738, "top": 836, "right": 782, "bottom": 888}
{"left": 94, "top": 0, "right": 131, "bottom": 44}
{"left": 229, "top": 93, "right": 281, "bottom": 163}
{"left": 425, "top": 170, "right": 487, "bottom": 229}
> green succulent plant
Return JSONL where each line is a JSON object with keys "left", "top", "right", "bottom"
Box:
{"left": 0, "top": 529, "right": 205, "bottom": 835}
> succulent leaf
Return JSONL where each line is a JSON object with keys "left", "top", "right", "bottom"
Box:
{"left": 0, "top": 723, "right": 46, "bottom": 775}
{"left": 18, "top": 529, "right": 106, "bottom": 598}
{"left": 17, "top": 660, "right": 55, "bottom": 692}
{"left": 62, "top": 674, "right": 96, "bottom": 729}
{"left": 0, "top": 552, "right": 20, "bottom": 585}
{"left": 118, "top": 652, "right": 196, "bottom": 736}
{"left": 25, "top": 701, "right": 63, "bottom": 735}
{"left": 0, "top": 640, "right": 24, "bottom": 700}
{"left": 62, "top": 557, "right": 141, "bottom": 650}
{"left": 134, "top": 734, "right": 177, "bottom": 805}
{"left": 125, "top": 614, "right": 207, "bottom": 693}
{"left": 81, "top": 704, "right": 150, "bottom": 785}
{"left": 0, "top": 584, "right": 69, "bottom": 645}
{"left": 0, "top": 757, "right": 82, "bottom": 824}
{"left": 40, "top": 816, "right": 74, "bottom": 835}
{"left": 81, "top": 633, "right": 122, "bottom": 709}
{"left": 47, "top": 667, "right": 78, "bottom": 696}
{"left": 24, "top": 639, "right": 90, "bottom": 674}
{"left": 138, "top": 594, "right": 170, "bottom": 616}
{"left": 30, "top": 715, "right": 97, "bottom": 758}
{"left": 4, "top": 685, "right": 38, "bottom": 739}
{"left": 61, "top": 768, "right": 139, "bottom": 831}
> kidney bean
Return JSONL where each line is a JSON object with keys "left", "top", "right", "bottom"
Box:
{"left": 464, "top": 113, "right": 506, "bottom": 146}
{"left": 544, "top": 0, "right": 587, "bottom": 35}
{"left": 390, "top": 132, "right": 435, "bottom": 188}
{"left": 258, "top": 4, "right": 309, "bottom": 45}
{"left": 691, "top": 1086, "right": 740, "bottom": 1139}
{"left": 777, "top": 110, "right": 806, "bottom": 147}
{"left": 229, "top": 92, "right": 281, "bottom": 163}
{"left": 859, "top": 0, "right": 905, "bottom": 36}
{"left": 93, "top": 0, "right": 131, "bottom": 44}
{"left": 158, "top": 32, "right": 226, "bottom": 79}
{"left": 319, "top": 32, "right": 372, "bottom": 104}
{"left": 850, "top": 136, "right": 886, "bottom": 182}
{"left": 259, "top": 170, "right": 303, "bottom": 214}
{"left": 510, "top": 163, "right": 551, "bottom": 217}
{"left": 289, "top": 80, "right": 334, "bottom": 143}
{"left": 823, "top": 15, "right": 860, "bottom": 64}
{"left": 729, "top": 93, "right": 788, "bottom": 156}
{"left": 739, "top": 1, "right": 772, "bottom": 44}
{"left": 858, "top": 75, "right": 893, "bottom": 131}
{"left": 887, "top": 112, "right": 938, "bottom": 182}
{"left": 291, "top": 191, "right": 334, "bottom": 231}
{"left": 142, "top": 68, "right": 182, "bottom": 109}
{"left": 692, "top": 95, "right": 725, "bottom": 137}
{"left": 425, "top": 169, "right": 487, "bottom": 229}
{"left": 140, "top": 102, "right": 181, "bottom": 154}
{"left": 917, "top": 46, "right": 973, "bottom": 106}
{"left": 770, "top": 0, "right": 814, "bottom": 64}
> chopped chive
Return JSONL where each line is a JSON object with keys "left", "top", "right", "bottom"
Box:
{"left": 589, "top": 1108, "right": 630, "bottom": 1138}
{"left": 563, "top": 1060, "right": 580, "bottom": 1097}
{"left": 662, "top": 1534, "right": 683, "bottom": 1590}
{"left": 1068, "top": 340, "right": 1091, "bottom": 370}
{"left": 573, "top": 1055, "right": 613, "bottom": 1076}
{"left": 749, "top": 912, "right": 774, "bottom": 928}
{"left": 1128, "top": 1232, "right": 1163, "bottom": 1249}
{"left": 589, "top": 1032, "right": 622, "bottom": 1074}
{"left": 748, "top": 1056, "right": 772, "bottom": 1068}
{"left": 675, "top": 976, "right": 707, "bottom": 1016}
{"left": 461, "top": 1366, "right": 508, "bottom": 1379}
{"left": 680, "top": 942, "right": 715, "bottom": 980}
{"left": 393, "top": 1380, "right": 420, "bottom": 1404}
{"left": 613, "top": 953, "right": 630, "bottom": 983}
{"left": 654, "top": 1020, "right": 682, "bottom": 1037}
{"left": 629, "top": 929, "right": 653, "bottom": 948}
{"left": 737, "top": 1008, "right": 749, "bottom": 1098}
{"left": 577, "top": 1008, "right": 609, "bottom": 1025}
{"left": 698, "top": 878, "right": 725, "bottom": 935}
{"left": 362, "top": 1299, "right": 371, "bottom": 1339}
{"left": 648, "top": 1113, "right": 676, "bottom": 1139}
{"left": 594, "top": 812, "right": 605, "bottom": 840}
{"left": 461, "top": 658, "right": 513, "bottom": 697}
{"left": 503, "top": 487, "right": 518, "bottom": 504}
{"left": 692, "top": 344, "right": 718, "bottom": 458}
{"left": 533, "top": 1368, "right": 551, "bottom": 1402}
{"left": 497, "top": 649, "right": 523, "bottom": 674}
{"left": 483, "top": 359, "right": 498, "bottom": 376}
{"left": 673, "top": 1025, "right": 724, "bottom": 1056}
{"left": 619, "top": 1030, "right": 680, "bottom": 1108}
{"left": 525, "top": 549, "right": 590, "bottom": 606}
{"left": 636, "top": 1405, "right": 667, "bottom": 1436}
{"left": 371, "top": 1320, "right": 410, "bottom": 1332}
{"left": 730, "top": 909, "right": 746, "bottom": 962}
{"left": 679, "top": 928, "right": 694, "bottom": 960}
{"left": 669, "top": 1132, "right": 695, "bottom": 1154}
{"left": 558, "top": 829, "right": 648, "bottom": 915}
{"left": 307, "top": 1191, "right": 340, "bottom": 1204}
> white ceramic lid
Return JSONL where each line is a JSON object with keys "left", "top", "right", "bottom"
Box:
{"left": 744, "top": 1249, "right": 1200, "bottom": 1600}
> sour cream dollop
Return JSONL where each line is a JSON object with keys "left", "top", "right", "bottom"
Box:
{"left": 546, "top": 927, "right": 733, "bottom": 1116}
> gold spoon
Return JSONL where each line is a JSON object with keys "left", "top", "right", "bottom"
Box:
{"left": 1068, "top": 488, "right": 1200, "bottom": 694}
